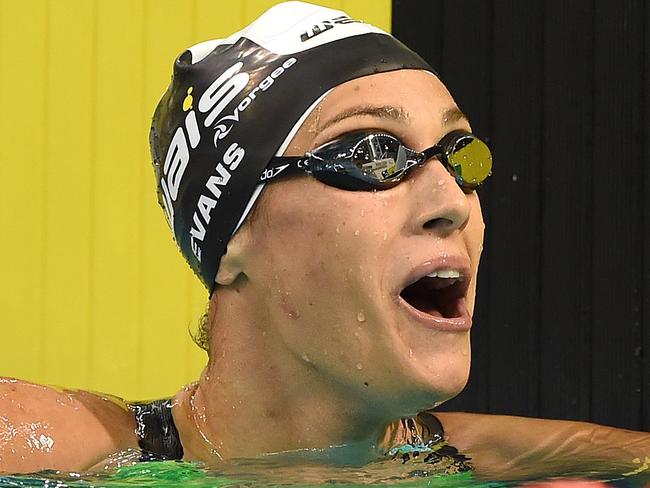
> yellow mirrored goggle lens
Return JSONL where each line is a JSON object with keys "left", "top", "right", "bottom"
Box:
{"left": 448, "top": 137, "right": 493, "bottom": 188}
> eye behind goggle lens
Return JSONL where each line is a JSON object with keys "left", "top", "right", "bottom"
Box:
{"left": 308, "top": 133, "right": 403, "bottom": 190}
{"left": 352, "top": 134, "right": 409, "bottom": 183}
{"left": 444, "top": 132, "right": 492, "bottom": 190}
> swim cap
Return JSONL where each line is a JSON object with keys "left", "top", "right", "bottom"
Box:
{"left": 150, "top": 1, "right": 435, "bottom": 293}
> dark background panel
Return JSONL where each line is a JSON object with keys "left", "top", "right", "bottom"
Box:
{"left": 484, "top": 0, "right": 543, "bottom": 418}
{"left": 640, "top": 2, "right": 650, "bottom": 430}
{"left": 539, "top": 0, "right": 594, "bottom": 423}
{"left": 590, "top": 0, "right": 644, "bottom": 430}
{"left": 393, "top": 0, "right": 648, "bottom": 428}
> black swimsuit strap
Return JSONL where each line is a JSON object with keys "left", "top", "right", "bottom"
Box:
{"left": 130, "top": 399, "right": 184, "bottom": 461}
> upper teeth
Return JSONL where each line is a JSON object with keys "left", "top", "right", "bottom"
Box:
{"left": 427, "top": 269, "right": 461, "bottom": 279}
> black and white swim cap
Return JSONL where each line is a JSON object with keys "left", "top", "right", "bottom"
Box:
{"left": 150, "top": 1, "right": 435, "bottom": 293}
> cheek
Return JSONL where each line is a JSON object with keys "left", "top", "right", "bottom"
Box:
{"left": 464, "top": 195, "right": 485, "bottom": 312}
{"left": 247, "top": 185, "right": 354, "bottom": 315}
{"left": 245, "top": 183, "right": 402, "bottom": 365}
{"left": 250, "top": 182, "right": 399, "bottom": 287}
{"left": 246, "top": 207, "right": 359, "bottom": 370}
{"left": 467, "top": 196, "right": 485, "bottom": 256}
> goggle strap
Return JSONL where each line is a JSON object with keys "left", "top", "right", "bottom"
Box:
{"left": 260, "top": 157, "right": 309, "bottom": 183}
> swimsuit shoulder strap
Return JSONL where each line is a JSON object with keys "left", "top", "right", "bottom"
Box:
{"left": 130, "top": 398, "right": 184, "bottom": 461}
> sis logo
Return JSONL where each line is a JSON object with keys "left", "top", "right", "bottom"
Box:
{"left": 158, "top": 56, "right": 297, "bottom": 262}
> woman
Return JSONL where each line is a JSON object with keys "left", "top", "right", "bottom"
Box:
{"left": 1, "top": 2, "right": 648, "bottom": 480}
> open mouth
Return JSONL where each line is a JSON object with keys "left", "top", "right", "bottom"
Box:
{"left": 399, "top": 270, "right": 469, "bottom": 319}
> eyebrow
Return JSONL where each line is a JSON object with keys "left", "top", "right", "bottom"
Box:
{"left": 319, "top": 105, "right": 409, "bottom": 132}
{"left": 318, "top": 105, "right": 469, "bottom": 133}
{"left": 442, "top": 107, "right": 469, "bottom": 126}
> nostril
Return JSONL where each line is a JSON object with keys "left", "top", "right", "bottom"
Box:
{"left": 423, "top": 217, "right": 454, "bottom": 230}
{"left": 423, "top": 217, "right": 469, "bottom": 233}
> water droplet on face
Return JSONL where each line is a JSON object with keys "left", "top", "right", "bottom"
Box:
{"left": 360, "top": 208, "right": 365, "bottom": 217}
{"left": 383, "top": 231, "right": 388, "bottom": 241}
{"left": 288, "top": 310, "right": 300, "bottom": 320}
{"left": 301, "top": 352, "right": 311, "bottom": 363}
{"left": 409, "top": 348, "right": 413, "bottom": 358}
{"left": 354, "top": 229, "right": 360, "bottom": 236}
{"left": 356, "top": 363, "right": 363, "bottom": 370}
{"left": 437, "top": 179, "right": 445, "bottom": 186}
{"left": 335, "top": 224, "right": 341, "bottom": 234}
{"left": 357, "top": 311, "right": 366, "bottom": 322}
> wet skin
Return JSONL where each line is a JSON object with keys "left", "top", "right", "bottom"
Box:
{"left": 1, "top": 69, "right": 477, "bottom": 471}
{"left": 2, "top": 70, "right": 650, "bottom": 477}
{"left": 170, "top": 69, "right": 483, "bottom": 461}
{"left": 244, "top": 69, "right": 483, "bottom": 409}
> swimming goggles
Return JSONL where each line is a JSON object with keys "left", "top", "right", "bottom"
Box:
{"left": 259, "top": 130, "right": 492, "bottom": 192}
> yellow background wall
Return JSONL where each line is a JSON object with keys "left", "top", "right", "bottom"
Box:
{"left": 0, "top": 0, "right": 390, "bottom": 400}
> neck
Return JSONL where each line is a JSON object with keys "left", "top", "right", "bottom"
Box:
{"left": 173, "top": 286, "right": 389, "bottom": 462}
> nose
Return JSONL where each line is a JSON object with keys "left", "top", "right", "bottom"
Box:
{"left": 410, "top": 159, "right": 471, "bottom": 236}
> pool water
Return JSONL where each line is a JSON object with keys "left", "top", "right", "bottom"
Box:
{"left": 0, "top": 458, "right": 647, "bottom": 488}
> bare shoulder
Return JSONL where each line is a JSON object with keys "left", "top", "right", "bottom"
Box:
{"left": 0, "top": 377, "right": 138, "bottom": 473}
{"left": 434, "top": 411, "right": 650, "bottom": 479}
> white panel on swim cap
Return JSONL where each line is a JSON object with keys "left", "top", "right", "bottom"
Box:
{"left": 238, "top": 1, "right": 387, "bottom": 55}
{"left": 187, "top": 1, "right": 387, "bottom": 64}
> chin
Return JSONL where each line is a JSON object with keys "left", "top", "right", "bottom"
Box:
{"left": 405, "top": 361, "right": 470, "bottom": 413}
{"left": 373, "top": 363, "right": 469, "bottom": 418}
{"left": 402, "top": 333, "right": 471, "bottom": 399}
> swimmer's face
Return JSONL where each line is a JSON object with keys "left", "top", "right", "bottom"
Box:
{"left": 237, "top": 70, "right": 484, "bottom": 415}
